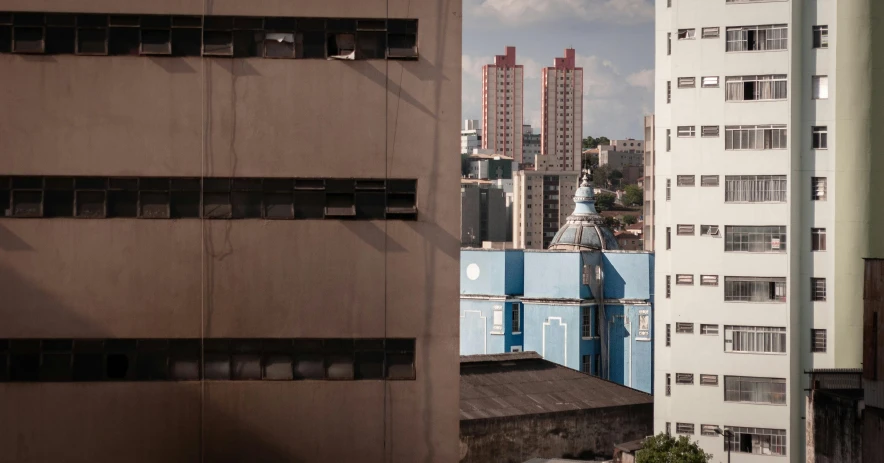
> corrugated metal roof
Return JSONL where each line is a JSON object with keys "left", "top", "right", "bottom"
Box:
{"left": 460, "top": 352, "right": 652, "bottom": 421}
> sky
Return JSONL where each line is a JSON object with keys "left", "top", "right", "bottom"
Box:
{"left": 462, "top": 0, "right": 655, "bottom": 140}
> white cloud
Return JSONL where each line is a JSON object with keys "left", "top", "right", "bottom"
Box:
{"left": 625, "top": 69, "right": 654, "bottom": 92}
{"left": 462, "top": 54, "right": 490, "bottom": 80}
{"left": 466, "top": 0, "right": 653, "bottom": 26}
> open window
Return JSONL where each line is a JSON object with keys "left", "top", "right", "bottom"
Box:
{"left": 385, "top": 338, "right": 415, "bottom": 380}
{"left": 386, "top": 179, "right": 417, "bottom": 219}
{"left": 108, "top": 14, "right": 139, "bottom": 55}
{"left": 203, "top": 16, "right": 233, "bottom": 56}
{"left": 13, "top": 13, "right": 45, "bottom": 53}
{"left": 108, "top": 178, "right": 138, "bottom": 218}
{"left": 0, "top": 13, "right": 11, "bottom": 53}
{"left": 387, "top": 19, "right": 417, "bottom": 59}
{"left": 262, "top": 339, "right": 293, "bottom": 380}
{"left": 76, "top": 14, "right": 108, "bottom": 55}
{"left": 170, "top": 15, "right": 201, "bottom": 56}
{"left": 135, "top": 339, "right": 170, "bottom": 380}
{"left": 203, "top": 178, "right": 231, "bottom": 219}
{"left": 299, "top": 18, "right": 326, "bottom": 58}
{"left": 139, "top": 177, "right": 170, "bottom": 219}
{"left": 45, "top": 14, "right": 75, "bottom": 54}
{"left": 263, "top": 17, "right": 297, "bottom": 58}
{"left": 294, "top": 179, "right": 325, "bottom": 219}
{"left": 356, "top": 19, "right": 386, "bottom": 59}
{"left": 325, "top": 339, "right": 355, "bottom": 380}
{"left": 203, "top": 339, "right": 230, "bottom": 380}
{"left": 11, "top": 176, "right": 43, "bottom": 217}
{"left": 170, "top": 178, "right": 201, "bottom": 218}
{"left": 233, "top": 16, "right": 264, "bottom": 57}
{"left": 326, "top": 19, "right": 356, "bottom": 60}
{"left": 355, "top": 180, "right": 385, "bottom": 219}
{"left": 75, "top": 177, "right": 107, "bottom": 218}
{"left": 262, "top": 178, "right": 294, "bottom": 219}
{"left": 231, "top": 340, "right": 262, "bottom": 380}
{"left": 292, "top": 340, "right": 325, "bottom": 380}
{"left": 43, "top": 177, "right": 74, "bottom": 217}
{"left": 325, "top": 179, "right": 356, "bottom": 218}
{"left": 354, "top": 339, "right": 385, "bottom": 379}
{"left": 231, "top": 178, "right": 262, "bottom": 218}
{"left": 169, "top": 339, "right": 200, "bottom": 380}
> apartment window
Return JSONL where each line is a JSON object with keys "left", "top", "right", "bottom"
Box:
{"left": 666, "top": 228, "right": 671, "bottom": 250}
{"left": 725, "top": 125, "right": 787, "bottom": 150}
{"left": 724, "top": 326, "right": 787, "bottom": 353}
{"left": 511, "top": 303, "right": 521, "bottom": 333}
{"left": 1, "top": 176, "right": 417, "bottom": 221}
{"left": 725, "top": 75, "right": 787, "bottom": 101}
{"left": 677, "top": 175, "right": 695, "bottom": 187}
{"left": 701, "top": 324, "right": 719, "bottom": 335}
{"left": 666, "top": 276, "right": 672, "bottom": 297}
{"left": 724, "top": 376, "right": 786, "bottom": 404}
{"left": 676, "top": 373, "right": 694, "bottom": 385}
{"left": 812, "top": 76, "right": 829, "bottom": 99}
{"left": 812, "top": 177, "right": 827, "bottom": 200}
{"left": 666, "top": 423, "right": 671, "bottom": 435}
{"left": 678, "top": 29, "right": 695, "bottom": 40}
{"left": 667, "top": 81, "right": 671, "bottom": 103}
{"left": 812, "top": 126, "right": 828, "bottom": 149}
{"left": 701, "top": 425, "right": 719, "bottom": 436}
{"left": 724, "top": 226, "right": 787, "bottom": 252}
{"left": 811, "top": 278, "right": 826, "bottom": 301}
{"left": 811, "top": 228, "right": 827, "bottom": 251}
{"left": 724, "top": 426, "right": 786, "bottom": 456}
{"left": 725, "top": 24, "right": 788, "bottom": 51}
{"left": 677, "top": 77, "right": 696, "bottom": 88}
{"left": 724, "top": 175, "right": 787, "bottom": 203}
{"left": 812, "top": 329, "right": 827, "bottom": 352}
{"left": 702, "top": 76, "right": 719, "bottom": 88}
{"left": 724, "top": 277, "right": 786, "bottom": 302}
{"left": 666, "top": 179, "right": 671, "bottom": 200}
{"left": 582, "top": 308, "right": 591, "bottom": 338}
{"left": 582, "top": 355, "right": 591, "bottom": 373}
{"left": 676, "top": 274, "right": 694, "bottom": 285}
{"left": 666, "top": 129, "right": 671, "bottom": 151}
{"left": 700, "top": 176, "right": 719, "bottom": 187}
{"left": 701, "top": 126, "right": 719, "bottom": 137}
{"left": 677, "top": 126, "right": 696, "bottom": 138}
{"left": 700, "top": 374, "right": 718, "bottom": 386}
{"left": 666, "top": 324, "right": 671, "bottom": 345}
{"left": 702, "top": 27, "right": 720, "bottom": 39}
{"left": 676, "top": 423, "right": 695, "bottom": 435}
{"left": 813, "top": 25, "right": 828, "bottom": 48}
{"left": 699, "top": 272, "right": 721, "bottom": 286}
{"left": 666, "top": 373, "right": 671, "bottom": 395}
{"left": 1, "top": 338, "right": 416, "bottom": 382}
{"left": 676, "top": 323, "right": 693, "bottom": 334}
{"left": 677, "top": 225, "right": 695, "bottom": 236}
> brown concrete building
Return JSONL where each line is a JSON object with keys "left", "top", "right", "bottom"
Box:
{"left": 0, "top": 1, "right": 461, "bottom": 462}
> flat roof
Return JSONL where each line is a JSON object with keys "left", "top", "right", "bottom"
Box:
{"left": 460, "top": 352, "right": 652, "bottom": 420}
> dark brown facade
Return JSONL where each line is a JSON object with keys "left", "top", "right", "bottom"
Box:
{"left": 0, "top": 0, "right": 461, "bottom": 462}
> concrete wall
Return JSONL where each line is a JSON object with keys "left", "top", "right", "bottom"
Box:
{"left": 0, "top": 0, "right": 461, "bottom": 461}
{"left": 806, "top": 390, "right": 862, "bottom": 463}
{"left": 459, "top": 404, "right": 653, "bottom": 463}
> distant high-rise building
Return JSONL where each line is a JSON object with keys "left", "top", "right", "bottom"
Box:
{"left": 642, "top": 115, "right": 654, "bottom": 251}
{"left": 482, "top": 46, "right": 523, "bottom": 162}
{"left": 654, "top": 0, "right": 884, "bottom": 461}
{"left": 537, "top": 48, "right": 583, "bottom": 172}
{"left": 462, "top": 119, "right": 482, "bottom": 155}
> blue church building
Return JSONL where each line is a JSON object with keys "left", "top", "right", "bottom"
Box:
{"left": 460, "top": 174, "right": 655, "bottom": 393}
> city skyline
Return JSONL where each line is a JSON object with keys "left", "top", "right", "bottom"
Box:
{"left": 462, "top": 0, "right": 654, "bottom": 139}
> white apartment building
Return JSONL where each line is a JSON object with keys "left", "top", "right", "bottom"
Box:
{"left": 654, "top": 0, "right": 880, "bottom": 461}
{"left": 610, "top": 139, "right": 645, "bottom": 153}
{"left": 462, "top": 119, "right": 482, "bottom": 155}
{"left": 482, "top": 46, "right": 524, "bottom": 162}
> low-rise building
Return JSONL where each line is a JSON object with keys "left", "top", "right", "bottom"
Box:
{"left": 616, "top": 231, "right": 642, "bottom": 251}
{"left": 462, "top": 180, "right": 508, "bottom": 247}
{"left": 459, "top": 352, "right": 653, "bottom": 463}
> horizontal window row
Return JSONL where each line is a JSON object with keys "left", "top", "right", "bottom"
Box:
{"left": 670, "top": 175, "right": 790, "bottom": 203}
{"left": 0, "top": 176, "right": 417, "bottom": 220}
{"left": 669, "top": 124, "right": 829, "bottom": 150}
{"left": 671, "top": 324, "right": 787, "bottom": 353}
{"left": 0, "top": 338, "right": 416, "bottom": 382}
{"left": 0, "top": 12, "right": 417, "bottom": 60}
{"left": 671, "top": 423, "right": 788, "bottom": 456}
{"left": 669, "top": 275, "right": 786, "bottom": 302}
{"left": 676, "top": 24, "right": 787, "bottom": 52}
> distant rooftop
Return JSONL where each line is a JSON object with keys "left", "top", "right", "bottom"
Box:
{"left": 460, "top": 352, "right": 652, "bottom": 421}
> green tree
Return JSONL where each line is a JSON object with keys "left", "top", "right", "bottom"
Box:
{"left": 592, "top": 165, "right": 610, "bottom": 188}
{"left": 623, "top": 184, "right": 643, "bottom": 207}
{"left": 596, "top": 136, "right": 610, "bottom": 147}
{"left": 595, "top": 193, "right": 616, "bottom": 212}
{"left": 622, "top": 214, "right": 638, "bottom": 225}
{"left": 636, "top": 433, "right": 711, "bottom": 463}
{"left": 582, "top": 136, "right": 596, "bottom": 150}
{"left": 608, "top": 169, "right": 624, "bottom": 187}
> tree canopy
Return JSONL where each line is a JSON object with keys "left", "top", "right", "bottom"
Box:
{"left": 582, "top": 136, "right": 611, "bottom": 150}
{"left": 623, "top": 184, "right": 643, "bottom": 207}
{"left": 595, "top": 193, "right": 615, "bottom": 212}
{"left": 622, "top": 214, "right": 638, "bottom": 225}
{"left": 636, "top": 433, "right": 712, "bottom": 463}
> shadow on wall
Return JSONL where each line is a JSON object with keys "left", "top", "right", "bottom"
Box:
{"left": 604, "top": 262, "right": 627, "bottom": 299}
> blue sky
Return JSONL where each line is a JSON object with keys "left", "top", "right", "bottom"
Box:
{"left": 462, "top": 0, "right": 655, "bottom": 139}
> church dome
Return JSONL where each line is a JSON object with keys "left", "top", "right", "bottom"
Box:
{"left": 547, "top": 172, "right": 619, "bottom": 251}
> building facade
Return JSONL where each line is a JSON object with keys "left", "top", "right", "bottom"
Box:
{"left": 522, "top": 124, "right": 541, "bottom": 166}
{"left": 482, "top": 46, "right": 523, "bottom": 162}
{"left": 461, "top": 182, "right": 507, "bottom": 247}
{"left": 512, "top": 170, "right": 578, "bottom": 249}
{"left": 643, "top": 115, "right": 655, "bottom": 251}
{"left": 654, "top": 0, "right": 884, "bottom": 460}
{"left": 461, "top": 119, "right": 482, "bottom": 155}
{"left": 461, "top": 177, "right": 654, "bottom": 394}
{"left": 0, "top": 1, "right": 461, "bottom": 462}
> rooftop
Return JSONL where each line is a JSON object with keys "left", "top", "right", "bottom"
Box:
{"left": 460, "top": 352, "right": 652, "bottom": 421}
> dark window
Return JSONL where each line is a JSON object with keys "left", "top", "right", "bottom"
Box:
{"left": 46, "top": 22, "right": 76, "bottom": 54}
{"left": 141, "top": 28, "right": 171, "bottom": 55}
{"left": 387, "top": 19, "right": 418, "bottom": 59}
{"left": 109, "top": 26, "right": 139, "bottom": 55}
{"left": 171, "top": 27, "right": 201, "bottom": 56}
{"left": 13, "top": 25, "right": 45, "bottom": 53}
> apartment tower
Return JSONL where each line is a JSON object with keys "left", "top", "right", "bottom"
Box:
{"left": 0, "top": 1, "right": 461, "bottom": 461}
{"left": 482, "top": 46, "right": 524, "bottom": 162}
{"left": 513, "top": 48, "right": 583, "bottom": 250}
{"left": 654, "top": 0, "right": 884, "bottom": 460}
{"left": 643, "top": 115, "right": 655, "bottom": 251}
